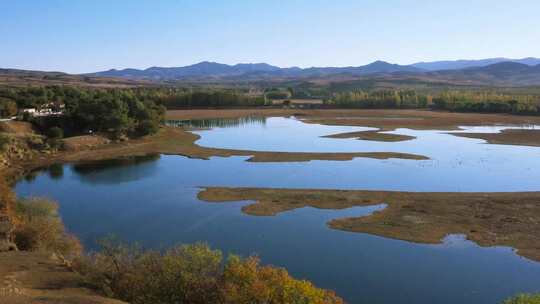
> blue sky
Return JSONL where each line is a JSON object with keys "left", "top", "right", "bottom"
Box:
{"left": 1, "top": 0, "right": 539, "bottom": 73}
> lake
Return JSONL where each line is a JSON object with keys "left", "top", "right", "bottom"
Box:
{"left": 16, "top": 116, "right": 540, "bottom": 304}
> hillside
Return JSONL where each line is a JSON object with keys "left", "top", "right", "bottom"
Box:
{"left": 0, "top": 68, "right": 153, "bottom": 88}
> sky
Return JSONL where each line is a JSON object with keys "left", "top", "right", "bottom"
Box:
{"left": 1, "top": 0, "right": 539, "bottom": 74}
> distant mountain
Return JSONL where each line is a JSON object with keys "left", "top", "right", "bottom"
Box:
{"left": 89, "top": 60, "right": 424, "bottom": 80}
{"left": 411, "top": 57, "right": 540, "bottom": 71}
{"left": 340, "top": 60, "right": 423, "bottom": 74}
{"left": 91, "top": 61, "right": 283, "bottom": 80}
{"left": 6, "top": 58, "right": 540, "bottom": 87}
{"left": 426, "top": 62, "right": 540, "bottom": 86}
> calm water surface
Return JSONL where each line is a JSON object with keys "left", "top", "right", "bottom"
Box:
{"left": 16, "top": 117, "right": 540, "bottom": 304}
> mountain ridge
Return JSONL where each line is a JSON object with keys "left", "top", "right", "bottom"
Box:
{"left": 87, "top": 57, "right": 540, "bottom": 81}
{"left": 4, "top": 58, "right": 540, "bottom": 87}
{"left": 88, "top": 60, "right": 425, "bottom": 80}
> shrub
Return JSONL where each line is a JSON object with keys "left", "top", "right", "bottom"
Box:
{"left": 13, "top": 197, "right": 81, "bottom": 257}
{"left": 0, "top": 99, "right": 17, "bottom": 118}
{"left": 47, "top": 126, "right": 64, "bottom": 139}
{"left": 0, "top": 134, "right": 11, "bottom": 152}
{"left": 221, "top": 255, "right": 343, "bottom": 304}
{"left": 504, "top": 294, "right": 540, "bottom": 304}
{"left": 74, "top": 239, "right": 343, "bottom": 304}
{"left": 135, "top": 119, "right": 160, "bottom": 136}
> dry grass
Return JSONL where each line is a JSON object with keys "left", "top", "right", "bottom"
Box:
{"left": 0, "top": 122, "right": 35, "bottom": 135}
{"left": 62, "top": 135, "right": 111, "bottom": 151}
{"left": 198, "top": 187, "right": 540, "bottom": 262}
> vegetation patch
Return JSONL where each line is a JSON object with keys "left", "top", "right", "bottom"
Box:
{"left": 504, "top": 294, "right": 540, "bottom": 304}
{"left": 323, "top": 130, "right": 416, "bottom": 142}
{"left": 449, "top": 129, "right": 540, "bottom": 147}
{"left": 198, "top": 187, "right": 540, "bottom": 262}
{"left": 13, "top": 197, "right": 82, "bottom": 258}
{"left": 74, "top": 239, "right": 343, "bottom": 304}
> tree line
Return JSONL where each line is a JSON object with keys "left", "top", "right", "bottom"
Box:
{"left": 0, "top": 86, "right": 264, "bottom": 115}
{"left": 327, "top": 90, "right": 540, "bottom": 115}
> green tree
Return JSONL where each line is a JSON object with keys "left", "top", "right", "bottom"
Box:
{"left": 0, "top": 98, "right": 18, "bottom": 117}
{"left": 47, "top": 126, "right": 64, "bottom": 139}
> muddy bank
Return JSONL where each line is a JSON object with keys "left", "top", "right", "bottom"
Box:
{"left": 323, "top": 130, "right": 416, "bottom": 142}
{"left": 449, "top": 129, "right": 540, "bottom": 147}
{"left": 198, "top": 187, "right": 540, "bottom": 262}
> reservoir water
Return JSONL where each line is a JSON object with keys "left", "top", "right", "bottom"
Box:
{"left": 16, "top": 117, "right": 540, "bottom": 304}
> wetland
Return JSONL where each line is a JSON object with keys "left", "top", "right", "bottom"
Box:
{"left": 14, "top": 110, "right": 540, "bottom": 304}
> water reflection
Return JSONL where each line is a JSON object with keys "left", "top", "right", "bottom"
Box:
{"left": 47, "top": 163, "right": 64, "bottom": 180}
{"left": 69, "top": 154, "right": 161, "bottom": 185}
{"left": 166, "top": 116, "right": 266, "bottom": 129}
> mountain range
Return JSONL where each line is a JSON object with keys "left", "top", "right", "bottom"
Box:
{"left": 89, "top": 60, "right": 423, "bottom": 80}
{"left": 86, "top": 57, "right": 540, "bottom": 86}
{"left": 2, "top": 57, "right": 540, "bottom": 88}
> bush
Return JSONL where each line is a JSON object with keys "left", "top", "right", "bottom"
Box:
{"left": 504, "top": 294, "right": 540, "bottom": 304}
{"left": 0, "top": 98, "right": 17, "bottom": 118}
{"left": 135, "top": 119, "right": 160, "bottom": 136}
{"left": 13, "top": 197, "right": 81, "bottom": 257}
{"left": 221, "top": 255, "right": 343, "bottom": 304}
{"left": 47, "top": 126, "right": 64, "bottom": 139}
{"left": 0, "top": 134, "right": 11, "bottom": 152}
{"left": 74, "top": 239, "right": 343, "bottom": 304}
